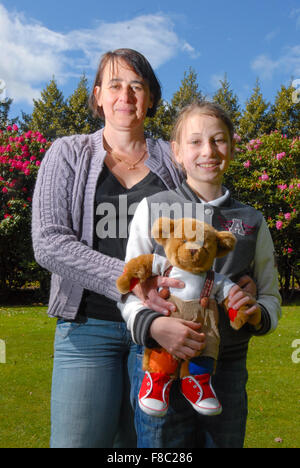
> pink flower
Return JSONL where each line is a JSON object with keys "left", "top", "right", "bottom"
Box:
{"left": 284, "top": 213, "right": 291, "bottom": 220}
{"left": 234, "top": 133, "right": 241, "bottom": 142}
{"left": 276, "top": 221, "right": 283, "bottom": 230}
{"left": 287, "top": 248, "right": 293, "bottom": 254}
{"left": 2, "top": 187, "right": 8, "bottom": 193}
{"left": 6, "top": 126, "right": 12, "bottom": 132}
{"left": 243, "top": 160, "right": 251, "bottom": 168}
{"left": 39, "top": 148, "right": 45, "bottom": 153}
{"left": 278, "top": 184, "right": 287, "bottom": 191}
{"left": 12, "top": 124, "right": 18, "bottom": 132}
{"left": 276, "top": 152, "right": 286, "bottom": 160}
{"left": 260, "top": 172, "right": 269, "bottom": 181}
{"left": 36, "top": 160, "right": 41, "bottom": 167}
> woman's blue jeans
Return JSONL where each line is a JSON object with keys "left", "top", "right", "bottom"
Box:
{"left": 50, "top": 318, "right": 138, "bottom": 448}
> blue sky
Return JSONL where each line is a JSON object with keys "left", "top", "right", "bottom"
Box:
{"left": 1, "top": 0, "right": 300, "bottom": 120}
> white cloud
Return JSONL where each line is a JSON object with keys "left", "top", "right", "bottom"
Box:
{"left": 0, "top": 4, "right": 199, "bottom": 104}
{"left": 264, "top": 28, "right": 280, "bottom": 42}
{"left": 210, "top": 73, "right": 225, "bottom": 89}
{"left": 251, "top": 46, "right": 300, "bottom": 80}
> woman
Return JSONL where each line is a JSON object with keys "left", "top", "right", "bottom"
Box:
{"left": 32, "top": 48, "right": 205, "bottom": 448}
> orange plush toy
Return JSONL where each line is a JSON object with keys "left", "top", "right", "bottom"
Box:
{"left": 117, "top": 217, "right": 252, "bottom": 417}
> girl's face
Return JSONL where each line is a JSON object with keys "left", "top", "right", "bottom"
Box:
{"left": 94, "top": 58, "right": 153, "bottom": 132}
{"left": 172, "top": 112, "right": 235, "bottom": 192}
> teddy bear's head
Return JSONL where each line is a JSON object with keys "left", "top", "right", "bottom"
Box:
{"left": 152, "top": 217, "right": 236, "bottom": 274}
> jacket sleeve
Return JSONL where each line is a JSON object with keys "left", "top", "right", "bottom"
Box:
{"left": 32, "top": 137, "right": 124, "bottom": 302}
{"left": 118, "top": 198, "right": 162, "bottom": 344}
{"left": 253, "top": 217, "right": 282, "bottom": 334}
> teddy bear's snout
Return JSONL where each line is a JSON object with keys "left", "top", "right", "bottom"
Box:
{"left": 184, "top": 241, "right": 203, "bottom": 252}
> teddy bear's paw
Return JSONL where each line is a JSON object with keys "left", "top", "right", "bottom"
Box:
{"left": 116, "top": 275, "right": 133, "bottom": 294}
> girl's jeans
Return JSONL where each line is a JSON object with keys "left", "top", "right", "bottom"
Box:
{"left": 132, "top": 346, "right": 248, "bottom": 448}
{"left": 50, "top": 318, "right": 138, "bottom": 448}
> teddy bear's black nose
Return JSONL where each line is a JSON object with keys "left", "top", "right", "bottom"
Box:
{"left": 189, "top": 249, "right": 198, "bottom": 256}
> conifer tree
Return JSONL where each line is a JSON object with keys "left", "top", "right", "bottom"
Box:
{"left": 271, "top": 81, "right": 300, "bottom": 137}
{"left": 0, "top": 97, "right": 19, "bottom": 130}
{"left": 170, "top": 67, "right": 204, "bottom": 113}
{"left": 66, "top": 74, "right": 102, "bottom": 135}
{"left": 239, "top": 78, "right": 272, "bottom": 141}
{"left": 144, "top": 99, "right": 172, "bottom": 140}
{"left": 29, "top": 77, "right": 68, "bottom": 140}
{"left": 145, "top": 67, "right": 204, "bottom": 140}
{"left": 213, "top": 74, "right": 241, "bottom": 130}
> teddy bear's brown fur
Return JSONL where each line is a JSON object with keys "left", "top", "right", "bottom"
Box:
{"left": 117, "top": 217, "right": 249, "bottom": 376}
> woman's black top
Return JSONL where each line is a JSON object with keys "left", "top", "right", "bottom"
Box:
{"left": 79, "top": 164, "right": 166, "bottom": 321}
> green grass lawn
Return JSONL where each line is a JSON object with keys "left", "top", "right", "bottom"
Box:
{"left": 0, "top": 303, "right": 299, "bottom": 448}
{"left": 245, "top": 300, "right": 300, "bottom": 448}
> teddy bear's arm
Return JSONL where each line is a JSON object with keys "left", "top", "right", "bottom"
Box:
{"left": 116, "top": 254, "right": 154, "bottom": 294}
{"left": 223, "top": 297, "right": 249, "bottom": 330}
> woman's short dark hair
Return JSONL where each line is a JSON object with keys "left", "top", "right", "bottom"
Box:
{"left": 89, "top": 48, "right": 161, "bottom": 120}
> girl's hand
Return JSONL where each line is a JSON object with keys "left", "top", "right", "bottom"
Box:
{"left": 132, "top": 276, "right": 185, "bottom": 315}
{"left": 149, "top": 316, "right": 206, "bottom": 360}
{"left": 227, "top": 284, "right": 261, "bottom": 327}
{"left": 237, "top": 274, "right": 257, "bottom": 297}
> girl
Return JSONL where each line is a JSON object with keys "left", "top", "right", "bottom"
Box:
{"left": 120, "top": 100, "right": 281, "bottom": 448}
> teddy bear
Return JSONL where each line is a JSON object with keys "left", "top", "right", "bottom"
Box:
{"left": 117, "top": 217, "right": 249, "bottom": 418}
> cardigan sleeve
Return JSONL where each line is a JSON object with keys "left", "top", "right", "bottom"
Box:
{"left": 32, "top": 137, "right": 124, "bottom": 302}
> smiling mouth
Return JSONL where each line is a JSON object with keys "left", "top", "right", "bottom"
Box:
{"left": 197, "top": 162, "right": 220, "bottom": 168}
{"left": 116, "top": 107, "right": 134, "bottom": 112}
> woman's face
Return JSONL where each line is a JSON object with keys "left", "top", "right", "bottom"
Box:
{"left": 94, "top": 58, "right": 153, "bottom": 132}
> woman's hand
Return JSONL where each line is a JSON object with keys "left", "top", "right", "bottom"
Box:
{"left": 149, "top": 316, "right": 206, "bottom": 360}
{"left": 132, "top": 276, "right": 185, "bottom": 315}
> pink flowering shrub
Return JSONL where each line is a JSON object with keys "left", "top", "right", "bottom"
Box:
{"left": 225, "top": 131, "right": 300, "bottom": 299}
{"left": 0, "top": 125, "right": 51, "bottom": 291}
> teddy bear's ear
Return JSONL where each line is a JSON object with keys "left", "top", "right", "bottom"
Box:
{"left": 216, "top": 231, "right": 236, "bottom": 258}
{"left": 151, "top": 217, "right": 175, "bottom": 245}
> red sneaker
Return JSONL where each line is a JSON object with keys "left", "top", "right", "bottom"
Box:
{"left": 138, "top": 371, "right": 173, "bottom": 417}
{"left": 180, "top": 373, "right": 222, "bottom": 416}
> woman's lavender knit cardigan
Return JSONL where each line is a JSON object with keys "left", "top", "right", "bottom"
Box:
{"left": 32, "top": 129, "right": 182, "bottom": 320}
